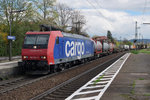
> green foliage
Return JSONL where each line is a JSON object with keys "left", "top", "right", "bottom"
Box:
{"left": 143, "top": 93, "right": 150, "bottom": 96}
{"left": 139, "top": 49, "right": 150, "bottom": 54}
{"left": 32, "top": 0, "right": 56, "bottom": 21}
{"left": 123, "top": 39, "right": 132, "bottom": 45}
{"left": 93, "top": 74, "right": 104, "bottom": 85}
{"left": 0, "top": 0, "right": 88, "bottom": 57}
{"left": 130, "top": 80, "right": 136, "bottom": 95}
{"left": 0, "top": 21, "right": 41, "bottom": 56}
{"left": 107, "top": 30, "right": 114, "bottom": 43}
{"left": 0, "top": 34, "right": 8, "bottom": 56}
{"left": 138, "top": 78, "right": 144, "bottom": 80}
{"left": 131, "top": 49, "right": 150, "bottom": 55}
{"left": 130, "top": 50, "right": 139, "bottom": 54}
{"left": 114, "top": 39, "right": 120, "bottom": 46}
{"left": 0, "top": 0, "right": 52, "bottom": 56}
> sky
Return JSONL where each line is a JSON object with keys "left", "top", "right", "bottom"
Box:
{"left": 56, "top": 0, "right": 150, "bottom": 40}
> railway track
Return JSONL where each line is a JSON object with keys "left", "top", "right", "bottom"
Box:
{"left": 30, "top": 53, "right": 126, "bottom": 100}
{"left": 0, "top": 56, "right": 95, "bottom": 95}
{"left": 0, "top": 76, "right": 39, "bottom": 94}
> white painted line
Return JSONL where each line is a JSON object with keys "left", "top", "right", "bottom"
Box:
{"left": 77, "top": 89, "right": 102, "bottom": 95}
{"left": 94, "top": 81, "right": 109, "bottom": 84}
{"left": 103, "top": 75, "right": 114, "bottom": 77}
{"left": 65, "top": 53, "right": 130, "bottom": 100}
{"left": 83, "top": 85, "right": 105, "bottom": 89}
{"left": 105, "top": 71, "right": 115, "bottom": 73}
{"left": 103, "top": 72, "right": 114, "bottom": 75}
{"left": 72, "top": 96, "right": 97, "bottom": 100}
{"left": 89, "top": 81, "right": 109, "bottom": 85}
{"left": 97, "top": 78, "right": 111, "bottom": 81}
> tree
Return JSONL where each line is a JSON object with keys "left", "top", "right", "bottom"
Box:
{"left": 33, "top": 0, "right": 56, "bottom": 24}
{"left": 0, "top": 24, "right": 8, "bottom": 56}
{"left": 70, "top": 11, "right": 86, "bottom": 34}
{"left": 0, "top": 0, "right": 34, "bottom": 26}
{"left": 107, "top": 30, "right": 114, "bottom": 43}
{"left": 56, "top": 3, "right": 73, "bottom": 30}
{"left": 123, "top": 38, "right": 132, "bottom": 45}
{"left": 0, "top": 0, "right": 38, "bottom": 56}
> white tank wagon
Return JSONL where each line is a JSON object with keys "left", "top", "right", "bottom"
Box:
{"left": 94, "top": 41, "right": 102, "bottom": 52}
{"left": 103, "top": 42, "right": 109, "bottom": 52}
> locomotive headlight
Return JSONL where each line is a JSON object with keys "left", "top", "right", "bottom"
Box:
{"left": 23, "top": 56, "right": 28, "bottom": 59}
{"left": 41, "top": 56, "right": 46, "bottom": 59}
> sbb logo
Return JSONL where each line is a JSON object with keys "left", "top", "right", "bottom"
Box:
{"left": 65, "top": 41, "right": 85, "bottom": 59}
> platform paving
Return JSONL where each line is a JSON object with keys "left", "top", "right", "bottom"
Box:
{"left": 0, "top": 60, "right": 21, "bottom": 77}
{"left": 101, "top": 53, "right": 150, "bottom": 100}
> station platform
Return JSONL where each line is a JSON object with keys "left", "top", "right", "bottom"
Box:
{"left": 0, "top": 56, "right": 21, "bottom": 62}
{"left": 0, "top": 60, "right": 20, "bottom": 77}
{"left": 101, "top": 53, "right": 150, "bottom": 100}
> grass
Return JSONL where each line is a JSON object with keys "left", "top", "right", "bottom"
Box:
{"left": 93, "top": 74, "right": 104, "bottom": 85}
{"left": 143, "top": 93, "right": 150, "bottom": 96}
{"left": 130, "top": 89, "right": 135, "bottom": 95}
{"left": 138, "top": 78, "right": 144, "bottom": 80}
{"left": 132, "top": 80, "right": 136, "bottom": 88}
{"left": 121, "top": 79, "right": 150, "bottom": 99}
{"left": 130, "top": 49, "right": 150, "bottom": 54}
{"left": 130, "top": 80, "right": 136, "bottom": 95}
{"left": 120, "top": 94, "right": 136, "bottom": 100}
{"left": 139, "top": 49, "right": 150, "bottom": 54}
{"left": 130, "top": 50, "right": 139, "bottom": 54}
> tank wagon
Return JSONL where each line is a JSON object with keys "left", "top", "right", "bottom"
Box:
{"left": 92, "top": 36, "right": 110, "bottom": 57}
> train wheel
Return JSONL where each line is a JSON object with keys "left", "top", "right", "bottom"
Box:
{"left": 50, "top": 65, "right": 58, "bottom": 73}
{"left": 58, "top": 64, "right": 65, "bottom": 71}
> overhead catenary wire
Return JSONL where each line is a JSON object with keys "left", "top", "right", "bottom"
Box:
{"left": 94, "top": 0, "right": 102, "bottom": 9}
{"left": 141, "top": 0, "right": 147, "bottom": 22}
{"left": 139, "top": 0, "right": 148, "bottom": 43}
{"left": 86, "top": 0, "right": 104, "bottom": 17}
{"left": 85, "top": 0, "right": 113, "bottom": 31}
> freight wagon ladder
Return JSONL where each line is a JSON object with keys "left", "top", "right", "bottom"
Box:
{"left": 65, "top": 53, "right": 131, "bottom": 100}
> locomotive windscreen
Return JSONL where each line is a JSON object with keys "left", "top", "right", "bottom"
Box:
{"left": 23, "top": 34, "right": 49, "bottom": 49}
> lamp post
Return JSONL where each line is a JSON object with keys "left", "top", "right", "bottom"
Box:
{"left": 8, "top": 8, "right": 25, "bottom": 61}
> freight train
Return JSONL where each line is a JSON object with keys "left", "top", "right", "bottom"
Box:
{"left": 18, "top": 25, "right": 130, "bottom": 74}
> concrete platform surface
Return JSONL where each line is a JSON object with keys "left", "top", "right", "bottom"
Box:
{"left": 0, "top": 60, "right": 21, "bottom": 77}
{"left": 0, "top": 56, "right": 21, "bottom": 62}
{"left": 0, "top": 61, "right": 18, "bottom": 70}
{"left": 101, "top": 53, "right": 150, "bottom": 100}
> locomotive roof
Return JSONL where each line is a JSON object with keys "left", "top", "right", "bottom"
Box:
{"left": 62, "top": 32, "right": 90, "bottom": 40}
{"left": 26, "top": 31, "right": 91, "bottom": 40}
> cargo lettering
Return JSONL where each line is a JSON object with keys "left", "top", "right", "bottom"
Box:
{"left": 65, "top": 41, "right": 84, "bottom": 58}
